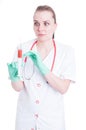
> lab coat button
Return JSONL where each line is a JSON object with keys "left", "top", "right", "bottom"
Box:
{"left": 31, "top": 128, "right": 34, "bottom": 130}
{"left": 36, "top": 83, "right": 41, "bottom": 87}
{"left": 35, "top": 100, "right": 40, "bottom": 104}
{"left": 34, "top": 114, "right": 39, "bottom": 118}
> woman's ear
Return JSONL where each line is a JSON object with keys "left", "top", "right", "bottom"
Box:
{"left": 53, "top": 23, "right": 57, "bottom": 38}
{"left": 55, "top": 23, "right": 57, "bottom": 30}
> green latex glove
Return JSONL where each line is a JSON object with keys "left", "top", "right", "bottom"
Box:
{"left": 23, "top": 51, "right": 49, "bottom": 75}
{"left": 7, "top": 62, "right": 20, "bottom": 82}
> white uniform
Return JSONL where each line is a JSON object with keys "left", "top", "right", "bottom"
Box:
{"left": 13, "top": 39, "right": 76, "bottom": 130}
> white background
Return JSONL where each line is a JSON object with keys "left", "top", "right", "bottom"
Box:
{"left": 0, "top": 0, "right": 86, "bottom": 130}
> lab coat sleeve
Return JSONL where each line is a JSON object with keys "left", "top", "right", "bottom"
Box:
{"left": 61, "top": 47, "right": 76, "bottom": 83}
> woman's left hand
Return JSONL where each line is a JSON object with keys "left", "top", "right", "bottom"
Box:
{"left": 23, "top": 51, "right": 49, "bottom": 75}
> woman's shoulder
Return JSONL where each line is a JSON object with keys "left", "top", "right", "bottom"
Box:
{"left": 21, "top": 38, "right": 36, "bottom": 47}
{"left": 18, "top": 38, "right": 37, "bottom": 53}
{"left": 55, "top": 40, "right": 74, "bottom": 53}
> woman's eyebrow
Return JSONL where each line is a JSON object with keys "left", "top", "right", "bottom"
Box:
{"left": 33, "top": 20, "right": 38, "bottom": 22}
{"left": 34, "top": 20, "right": 50, "bottom": 22}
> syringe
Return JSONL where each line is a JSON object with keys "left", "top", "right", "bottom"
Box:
{"left": 18, "top": 46, "right": 23, "bottom": 78}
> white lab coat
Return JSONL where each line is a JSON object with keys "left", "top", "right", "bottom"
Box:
{"left": 13, "top": 39, "right": 76, "bottom": 130}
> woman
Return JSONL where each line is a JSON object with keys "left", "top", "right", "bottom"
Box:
{"left": 7, "top": 5, "right": 76, "bottom": 130}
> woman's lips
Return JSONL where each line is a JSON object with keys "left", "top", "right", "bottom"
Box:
{"left": 38, "top": 34, "right": 46, "bottom": 36}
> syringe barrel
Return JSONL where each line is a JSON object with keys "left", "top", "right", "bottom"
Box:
{"left": 18, "top": 49, "right": 23, "bottom": 77}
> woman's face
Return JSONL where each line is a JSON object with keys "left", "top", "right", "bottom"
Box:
{"left": 33, "top": 11, "right": 57, "bottom": 41}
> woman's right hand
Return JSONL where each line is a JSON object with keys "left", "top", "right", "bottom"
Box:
{"left": 7, "top": 62, "right": 20, "bottom": 82}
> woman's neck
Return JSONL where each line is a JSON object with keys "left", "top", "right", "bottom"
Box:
{"left": 36, "top": 39, "right": 54, "bottom": 60}
{"left": 36, "top": 39, "right": 53, "bottom": 50}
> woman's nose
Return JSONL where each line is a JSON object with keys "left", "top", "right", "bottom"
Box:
{"left": 38, "top": 24, "right": 44, "bottom": 31}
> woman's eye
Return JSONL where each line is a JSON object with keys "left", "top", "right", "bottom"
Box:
{"left": 34, "top": 22, "right": 40, "bottom": 26}
{"left": 44, "top": 22, "right": 49, "bottom": 26}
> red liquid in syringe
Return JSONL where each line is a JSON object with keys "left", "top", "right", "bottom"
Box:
{"left": 18, "top": 49, "right": 22, "bottom": 58}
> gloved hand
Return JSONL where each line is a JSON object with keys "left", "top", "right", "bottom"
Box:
{"left": 23, "top": 51, "right": 49, "bottom": 75}
{"left": 7, "top": 62, "right": 21, "bottom": 82}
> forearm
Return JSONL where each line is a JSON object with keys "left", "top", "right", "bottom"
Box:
{"left": 45, "top": 71, "right": 71, "bottom": 94}
{"left": 11, "top": 80, "right": 24, "bottom": 92}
